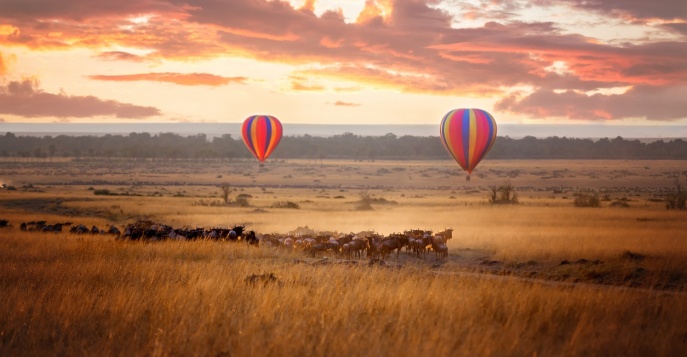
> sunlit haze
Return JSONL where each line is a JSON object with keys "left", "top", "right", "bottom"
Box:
{"left": 0, "top": 0, "right": 685, "bottom": 127}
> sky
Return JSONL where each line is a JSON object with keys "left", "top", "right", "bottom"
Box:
{"left": 0, "top": 0, "right": 685, "bottom": 126}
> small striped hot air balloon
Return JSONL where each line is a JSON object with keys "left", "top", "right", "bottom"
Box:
{"left": 439, "top": 108, "right": 497, "bottom": 181}
{"left": 241, "top": 115, "right": 283, "bottom": 164}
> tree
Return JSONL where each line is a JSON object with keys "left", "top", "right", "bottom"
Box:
{"left": 666, "top": 173, "right": 687, "bottom": 210}
{"left": 220, "top": 183, "right": 234, "bottom": 204}
{"left": 489, "top": 181, "right": 519, "bottom": 204}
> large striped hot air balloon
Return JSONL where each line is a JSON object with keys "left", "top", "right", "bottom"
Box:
{"left": 439, "top": 108, "right": 497, "bottom": 181}
{"left": 241, "top": 115, "right": 283, "bottom": 163}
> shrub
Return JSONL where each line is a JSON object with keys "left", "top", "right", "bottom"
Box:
{"left": 610, "top": 201, "right": 630, "bottom": 208}
{"left": 193, "top": 199, "right": 224, "bottom": 207}
{"left": 94, "top": 189, "right": 112, "bottom": 196}
{"left": 235, "top": 197, "right": 251, "bottom": 207}
{"left": 573, "top": 193, "right": 600, "bottom": 207}
{"left": 370, "top": 197, "right": 397, "bottom": 205}
{"left": 271, "top": 201, "right": 300, "bottom": 209}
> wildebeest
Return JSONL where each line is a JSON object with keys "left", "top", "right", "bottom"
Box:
{"left": 347, "top": 238, "right": 369, "bottom": 259}
{"left": 0, "top": 219, "right": 10, "bottom": 228}
{"left": 230, "top": 225, "right": 245, "bottom": 240}
{"left": 107, "top": 225, "right": 121, "bottom": 237}
{"left": 435, "top": 228, "right": 453, "bottom": 242}
{"left": 245, "top": 231, "right": 259, "bottom": 246}
{"left": 404, "top": 232, "right": 433, "bottom": 259}
{"left": 70, "top": 224, "right": 89, "bottom": 234}
{"left": 377, "top": 233, "right": 408, "bottom": 260}
{"left": 431, "top": 236, "right": 448, "bottom": 260}
{"left": 41, "top": 223, "right": 63, "bottom": 233}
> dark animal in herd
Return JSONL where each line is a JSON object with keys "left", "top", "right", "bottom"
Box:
{"left": 9, "top": 219, "right": 253, "bottom": 243}
{"left": 3, "top": 218, "right": 452, "bottom": 260}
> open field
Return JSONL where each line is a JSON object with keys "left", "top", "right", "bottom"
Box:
{"left": 1, "top": 158, "right": 686, "bottom": 355}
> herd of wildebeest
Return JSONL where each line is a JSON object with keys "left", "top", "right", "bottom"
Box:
{"left": 0, "top": 218, "right": 452, "bottom": 261}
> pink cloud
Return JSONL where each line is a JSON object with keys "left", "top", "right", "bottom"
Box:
{"left": 0, "top": 78, "right": 160, "bottom": 118}
{"left": 496, "top": 85, "right": 687, "bottom": 121}
{"left": 96, "top": 51, "right": 145, "bottom": 62}
{"left": 533, "top": 0, "right": 687, "bottom": 22}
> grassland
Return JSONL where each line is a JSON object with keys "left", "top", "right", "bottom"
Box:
{"left": 0, "top": 158, "right": 686, "bottom": 356}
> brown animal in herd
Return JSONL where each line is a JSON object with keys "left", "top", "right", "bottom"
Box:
{"left": 431, "top": 236, "right": 448, "bottom": 260}
{"left": 377, "top": 233, "right": 409, "bottom": 260}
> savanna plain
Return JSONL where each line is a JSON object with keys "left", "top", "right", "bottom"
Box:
{"left": 1, "top": 158, "right": 686, "bottom": 356}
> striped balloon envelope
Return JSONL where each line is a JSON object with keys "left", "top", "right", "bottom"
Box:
{"left": 439, "top": 108, "right": 497, "bottom": 180}
{"left": 241, "top": 115, "right": 283, "bottom": 163}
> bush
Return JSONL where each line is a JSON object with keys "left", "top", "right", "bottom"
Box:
{"left": 573, "top": 193, "right": 600, "bottom": 207}
{"left": 193, "top": 199, "right": 224, "bottom": 207}
{"left": 235, "top": 197, "right": 251, "bottom": 207}
{"left": 370, "top": 197, "right": 398, "bottom": 205}
{"left": 271, "top": 201, "right": 300, "bottom": 209}
{"left": 94, "top": 189, "right": 112, "bottom": 196}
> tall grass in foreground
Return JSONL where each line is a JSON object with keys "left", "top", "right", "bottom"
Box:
{"left": 1, "top": 232, "right": 685, "bottom": 356}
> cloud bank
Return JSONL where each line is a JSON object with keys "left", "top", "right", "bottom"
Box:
{"left": 0, "top": 0, "right": 685, "bottom": 121}
{"left": 0, "top": 78, "right": 160, "bottom": 118}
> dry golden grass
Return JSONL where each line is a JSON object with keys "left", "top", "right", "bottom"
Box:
{"left": 1, "top": 158, "right": 686, "bottom": 355}
{"left": 0, "top": 232, "right": 685, "bottom": 357}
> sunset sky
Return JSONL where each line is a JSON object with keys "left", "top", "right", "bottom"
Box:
{"left": 0, "top": 0, "right": 685, "bottom": 126}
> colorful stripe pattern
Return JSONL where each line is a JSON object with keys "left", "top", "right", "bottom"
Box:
{"left": 241, "top": 115, "right": 283, "bottom": 163}
{"left": 439, "top": 108, "right": 497, "bottom": 174}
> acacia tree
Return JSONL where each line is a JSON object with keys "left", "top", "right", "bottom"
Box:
{"left": 220, "top": 183, "right": 234, "bottom": 204}
{"left": 489, "top": 181, "right": 519, "bottom": 204}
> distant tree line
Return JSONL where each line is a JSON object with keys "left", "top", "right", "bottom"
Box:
{"left": 1, "top": 132, "right": 686, "bottom": 160}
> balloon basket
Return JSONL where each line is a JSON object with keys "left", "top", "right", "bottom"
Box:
{"left": 466, "top": 175, "right": 471, "bottom": 182}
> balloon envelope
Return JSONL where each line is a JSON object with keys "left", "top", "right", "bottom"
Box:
{"left": 241, "top": 115, "right": 283, "bottom": 162}
{"left": 439, "top": 108, "right": 497, "bottom": 174}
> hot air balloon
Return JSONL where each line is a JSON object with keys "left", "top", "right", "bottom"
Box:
{"left": 439, "top": 108, "right": 497, "bottom": 181}
{"left": 241, "top": 115, "right": 283, "bottom": 164}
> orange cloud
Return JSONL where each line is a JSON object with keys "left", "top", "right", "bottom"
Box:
{"left": 320, "top": 36, "right": 344, "bottom": 48}
{"left": 301, "top": 0, "right": 316, "bottom": 12}
{"left": 0, "top": 52, "right": 6, "bottom": 75}
{"left": 296, "top": 65, "right": 502, "bottom": 96}
{"left": 291, "top": 80, "right": 325, "bottom": 91}
{"left": 87, "top": 73, "right": 247, "bottom": 86}
{"left": 357, "top": 0, "right": 386, "bottom": 24}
